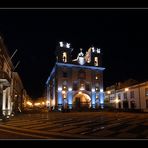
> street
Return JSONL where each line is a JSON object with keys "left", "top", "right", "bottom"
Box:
{"left": 0, "top": 111, "right": 148, "bottom": 139}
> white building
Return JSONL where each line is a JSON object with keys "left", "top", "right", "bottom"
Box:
{"left": 46, "top": 41, "right": 105, "bottom": 111}
{"left": 105, "top": 80, "right": 148, "bottom": 112}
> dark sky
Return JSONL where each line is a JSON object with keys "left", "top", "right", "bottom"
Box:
{"left": 0, "top": 9, "right": 148, "bottom": 98}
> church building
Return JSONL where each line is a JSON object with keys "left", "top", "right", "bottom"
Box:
{"left": 46, "top": 42, "right": 105, "bottom": 111}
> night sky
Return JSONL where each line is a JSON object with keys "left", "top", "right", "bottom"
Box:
{"left": 0, "top": 9, "right": 148, "bottom": 99}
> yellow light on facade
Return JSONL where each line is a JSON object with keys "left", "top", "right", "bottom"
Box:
{"left": 96, "top": 76, "right": 98, "bottom": 79}
{"left": 34, "top": 103, "right": 40, "bottom": 106}
{"left": 27, "top": 101, "right": 32, "bottom": 106}
{"left": 42, "top": 102, "right": 45, "bottom": 105}
{"left": 78, "top": 91, "right": 82, "bottom": 94}
{"left": 46, "top": 101, "right": 49, "bottom": 104}
{"left": 125, "top": 88, "right": 129, "bottom": 92}
{"left": 62, "top": 90, "right": 66, "bottom": 94}
{"left": 107, "top": 91, "right": 111, "bottom": 94}
{"left": 115, "top": 98, "right": 120, "bottom": 104}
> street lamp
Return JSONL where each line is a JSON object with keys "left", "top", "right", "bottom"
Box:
{"left": 107, "top": 91, "right": 111, "bottom": 100}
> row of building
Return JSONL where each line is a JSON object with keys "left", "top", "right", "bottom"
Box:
{"left": 0, "top": 36, "right": 29, "bottom": 118}
{"left": 105, "top": 79, "right": 148, "bottom": 112}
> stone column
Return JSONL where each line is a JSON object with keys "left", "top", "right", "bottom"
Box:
{"left": 0, "top": 84, "right": 3, "bottom": 116}
{"left": 99, "top": 91, "right": 104, "bottom": 109}
{"left": 7, "top": 87, "right": 11, "bottom": 115}
{"left": 58, "top": 91, "right": 63, "bottom": 111}
{"left": 91, "top": 92, "right": 96, "bottom": 109}
{"left": 2, "top": 89, "right": 6, "bottom": 115}
{"left": 47, "top": 86, "right": 50, "bottom": 108}
{"left": 67, "top": 90, "right": 72, "bottom": 109}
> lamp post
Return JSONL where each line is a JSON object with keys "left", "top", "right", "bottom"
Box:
{"left": 124, "top": 88, "right": 129, "bottom": 110}
{"left": 107, "top": 91, "right": 111, "bottom": 102}
{"left": 114, "top": 97, "right": 120, "bottom": 118}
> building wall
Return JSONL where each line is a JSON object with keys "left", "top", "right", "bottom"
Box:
{"left": 48, "top": 64, "right": 104, "bottom": 110}
{"left": 0, "top": 37, "right": 13, "bottom": 116}
{"left": 0, "top": 36, "right": 25, "bottom": 117}
{"left": 105, "top": 81, "right": 148, "bottom": 111}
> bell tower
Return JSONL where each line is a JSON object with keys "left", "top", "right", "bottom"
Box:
{"left": 90, "top": 47, "right": 102, "bottom": 67}
{"left": 55, "top": 41, "right": 73, "bottom": 64}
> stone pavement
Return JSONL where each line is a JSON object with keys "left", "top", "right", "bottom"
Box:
{"left": 0, "top": 111, "right": 148, "bottom": 139}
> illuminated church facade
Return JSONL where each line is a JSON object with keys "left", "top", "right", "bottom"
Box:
{"left": 46, "top": 42, "right": 105, "bottom": 111}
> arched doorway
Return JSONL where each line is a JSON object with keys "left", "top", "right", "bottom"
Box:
{"left": 73, "top": 92, "right": 91, "bottom": 110}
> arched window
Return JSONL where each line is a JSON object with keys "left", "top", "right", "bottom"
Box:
{"left": 94, "top": 57, "right": 98, "bottom": 66}
{"left": 62, "top": 52, "right": 67, "bottom": 63}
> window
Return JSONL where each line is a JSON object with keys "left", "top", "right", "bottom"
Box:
{"left": 131, "top": 101, "right": 135, "bottom": 109}
{"left": 123, "top": 101, "right": 128, "bottom": 109}
{"left": 80, "top": 83, "right": 85, "bottom": 91}
{"left": 145, "top": 88, "right": 148, "bottom": 96}
{"left": 118, "top": 94, "right": 121, "bottom": 100}
{"left": 78, "top": 69, "right": 86, "bottom": 79}
{"left": 94, "top": 57, "right": 98, "bottom": 66}
{"left": 62, "top": 52, "right": 67, "bottom": 63}
{"left": 62, "top": 85, "right": 67, "bottom": 90}
{"left": 95, "top": 87, "right": 99, "bottom": 91}
{"left": 73, "top": 82, "right": 78, "bottom": 91}
{"left": 130, "top": 91, "right": 134, "bottom": 99}
{"left": 123, "top": 92, "right": 127, "bottom": 100}
{"left": 86, "top": 83, "right": 90, "bottom": 91}
{"left": 63, "top": 72, "right": 67, "bottom": 77}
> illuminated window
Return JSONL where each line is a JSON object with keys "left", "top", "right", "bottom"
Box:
{"left": 145, "top": 88, "right": 148, "bottom": 96}
{"left": 96, "top": 87, "right": 99, "bottom": 91}
{"left": 94, "top": 57, "right": 98, "bottom": 66}
{"left": 80, "top": 83, "right": 85, "bottom": 90}
{"left": 62, "top": 52, "right": 67, "bottom": 63}
{"left": 63, "top": 86, "right": 67, "bottom": 90}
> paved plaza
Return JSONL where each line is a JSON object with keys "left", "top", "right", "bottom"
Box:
{"left": 0, "top": 111, "right": 148, "bottom": 139}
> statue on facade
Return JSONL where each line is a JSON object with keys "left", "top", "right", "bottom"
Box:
{"left": 73, "top": 48, "right": 86, "bottom": 65}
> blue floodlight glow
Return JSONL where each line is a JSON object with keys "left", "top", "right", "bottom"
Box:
{"left": 58, "top": 87, "right": 62, "bottom": 91}
{"left": 100, "top": 88, "right": 104, "bottom": 92}
{"left": 92, "top": 88, "right": 95, "bottom": 92}
{"left": 58, "top": 92, "right": 63, "bottom": 104}
{"left": 99, "top": 92, "right": 104, "bottom": 104}
{"left": 68, "top": 87, "right": 72, "bottom": 91}
{"left": 91, "top": 92, "right": 96, "bottom": 106}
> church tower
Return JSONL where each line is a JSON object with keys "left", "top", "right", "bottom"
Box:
{"left": 55, "top": 41, "right": 73, "bottom": 64}
{"left": 90, "top": 47, "right": 102, "bottom": 67}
